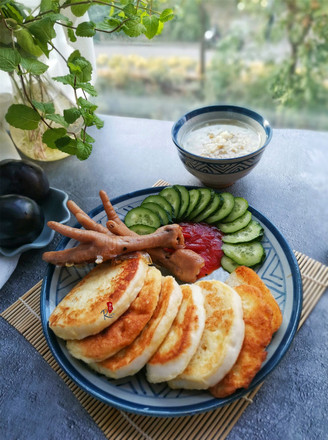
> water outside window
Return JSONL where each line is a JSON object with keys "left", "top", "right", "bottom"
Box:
{"left": 89, "top": 0, "right": 328, "bottom": 131}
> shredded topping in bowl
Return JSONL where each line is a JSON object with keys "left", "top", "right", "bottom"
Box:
{"left": 183, "top": 121, "right": 261, "bottom": 159}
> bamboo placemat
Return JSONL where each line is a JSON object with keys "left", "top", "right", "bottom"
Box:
{"left": 1, "top": 185, "right": 328, "bottom": 440}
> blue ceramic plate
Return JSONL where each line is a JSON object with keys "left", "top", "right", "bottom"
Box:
{"left": 0, "top": 188, "right": 70, "bottom": 257}
{"left": 41, "top": 187, "right": 302, "bottom": 417}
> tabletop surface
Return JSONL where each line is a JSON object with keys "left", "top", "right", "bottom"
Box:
{"left": 1, "top": 115, "right": 328, "bottom": 440}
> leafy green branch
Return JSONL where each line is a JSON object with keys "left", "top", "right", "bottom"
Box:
{"left": 238, "top": 0, "right": 328, "bottom": 108}
{"left": 0, "top": 0, "right": 174, "bottom": 160}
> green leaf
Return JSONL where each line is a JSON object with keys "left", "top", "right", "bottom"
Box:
{"left": 45, "top": 113, "right": 69, "bottom": 127}
{"left": 68, "top": 50, "right": 92, "bottom": 82}
{"left": 76, "top": 138, "right": 92, "bottom": 160}
{"left": 5, "top": 104, "right": 41, "bottom": 130}
{"left": 93, "top": 114, "right": 104, "bottom": 129}
{"left": 0, "top": 47, "right": 21, "bottom": 72}
{"left": 4, "top": 2, "right": 25, "bottom": 23}
{"left": 82, "top": 113, "right": 95, "bottom": 127}
{"left": 56, "top": 137, "right": 78, "bottom": 155}
{"left": 156, "top": 20, "right": 164, "bottom": 36}
{"left": 70, "top": 0, "right": 91, "bottom": 18}
{"left": 159, "top": 8, "right": 175, "bottom": 23}
{"left": 122, "top": 19, "right": 146, "bottom": 38}
{"left": 67, "top": 27, "right": 77, "bottom": 42}
{"left": 77, "top": 81, "right": 97, "bottom": 96}
{"left": 15, "top": 28, "right": 44, "bottom": 58}
{"left": 0, "top": 18, "right": 12, "bottom": 45}
{"left": 32, "top": 100, "right": 55, "bottom": 114}
{"left": 77, "top": 97, "right": 97, "bottom": 112}
{"left": 123, "top": 4, "right": 137, "bottom": 18}
{"left": 42, "top": 127, "right": 67, "bottom": 149}
{"left": 76, "top": 21, "right": 96, "bottom": 37}
{"left": 82, "top": 130, "right": 95, "bottom": 144}
{"left": 45, "top": 12, "right": 70, "bottom": 23}
{"left": 28, "top": 17, "right": 56, "bottom": 49}
{"left": 96, "top": 18, "right": 121, "bottom": 32}
{"left": 20, "top": 57, "right": 48, "bottom": 75}
{"left": 40, "top": 0, "right": 59, "bottom": 14}
{"left": 143, "top": 15, "right": 159, "bottom": 39}
{"left": 53, "top": 74, "right": 75, "bottom": 87}
{"left": 63, "top": 107, "right": 81, "bottom": 124}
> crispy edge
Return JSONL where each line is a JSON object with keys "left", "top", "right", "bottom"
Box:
{"left": 67, "top": 266, "right": 161, "bottom": 362}
{"left": 210, "top": 284, "right": 274, "bottom": 398}
{"left": 229, "top": 266, "right": 283, "bottom": 333}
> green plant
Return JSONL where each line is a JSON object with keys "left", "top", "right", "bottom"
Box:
{"left": 237, "top": 0, "right": 328, "bottom": 108}
{"left": 0, "top": 0, "right": 174, "bottom": 160}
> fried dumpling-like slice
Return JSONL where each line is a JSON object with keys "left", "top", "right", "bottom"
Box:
{"left": 66, "top": 266, "right": 161, "bottom": 363}
{"left": 168, "top": 280, "right": 245, "bottom": 390}
{"left": 210, "top": 284, "right": 274, "bottom": 398}
{"left": 90, "top": 276, "right": 182, "bottom": 379}
{"left": 146, "top": 284, "right": 205, "bottom": 383}
{"left": 225, "top": 266, "right": 282, "bottom": 333}
{"left": 49, "top": 253, "right": 148, "bottom": 340}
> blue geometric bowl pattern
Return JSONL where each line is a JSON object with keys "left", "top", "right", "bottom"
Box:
{"left": 178, "top": 151, "right": 263, "bottom": 175}
{"left": 41, "top": 187, "right": 302, "bottom": 417}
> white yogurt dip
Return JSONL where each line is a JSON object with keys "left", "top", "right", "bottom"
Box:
{"left": 182, "top": 120, "right": 262, "bottom": 159}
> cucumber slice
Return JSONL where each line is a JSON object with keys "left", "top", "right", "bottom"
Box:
{"left": 185, "top": 189, "right": 200, "bottom": 219}
{"left": 173, "top": 185, "right": 190, "bottom": 219}
{"left": 222, "top": 242, "right": 265, "bottom": 266}
{"left": 141, "top": 195, "right": 173, "bottom": 218}
{"left": 206, "top": 192, "right": 235, "bottom": 223}
{"left": 142, "top": 202, "right": 171, "bottom": 225}
{"left": 222, "top": 220, "right": 264, "bottom": 244}
{"left": 218, "top": 210, "right": 252, "bottom": 234}
{"left": 160, "top": 187, "right": 181, "bottom": 219}
{"left": 221, "top": 197, "right": 249, "bottom": 223}
{"left": 192, "top": 193, "right": 222, "bottom": 223}
{"left": 221, "top": 255, "right": 241, "bottom": 273}
{"left": 129, "top": 224, "right": 156, "bottom": 235}
{"left": 188, "top": 188, "right": 213, "bottom": 220}
{"left": 125, "top": 207, "right": 161, "bottom": 229}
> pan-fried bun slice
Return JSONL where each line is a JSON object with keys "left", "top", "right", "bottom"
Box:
{"left": 169, "top": 280, "right": 245, "bottom": 390}
{"left": 210, "top": 284, "right": 274, "bottom": 398}
{"left": 225, "top": 266, "right": 282, "bottom": 333}
{"left": 90, "top": 276, "right": 183, "bottom": 379}
{"left": 147, "top": 284, "right": 205, "bottom": 383}
{"left": 49, "top": 252, "right": 148, "bottom": 340}
{"left": 66, "top": 266, "right": 162, "bottom": 363}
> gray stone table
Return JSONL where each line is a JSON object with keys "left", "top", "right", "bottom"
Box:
{"left": 1, "top": 115, "right": 328, "bottom": 440}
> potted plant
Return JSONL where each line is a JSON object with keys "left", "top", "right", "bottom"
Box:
{"left": 0, "top": 0, "right": 174, "bottom": 161}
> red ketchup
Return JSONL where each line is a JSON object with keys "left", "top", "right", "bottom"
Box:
{"left": 179, "top": 222, "right": 224, "bottom": 279}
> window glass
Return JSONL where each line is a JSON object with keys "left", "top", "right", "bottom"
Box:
{"left": 90, "top": 0, "right": 328, "bottom": 131}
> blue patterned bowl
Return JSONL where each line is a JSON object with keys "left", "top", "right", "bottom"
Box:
{"left": 172, "top": 105, "right": 272, "bottom": 188}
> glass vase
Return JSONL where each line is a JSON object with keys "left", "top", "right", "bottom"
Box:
{"left": 9, "top": 72, "right": 81, "bottom": 162}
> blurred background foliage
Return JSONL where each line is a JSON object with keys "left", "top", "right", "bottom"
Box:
{"left": 90, "top": 0, "right": 328, "bottom": 130}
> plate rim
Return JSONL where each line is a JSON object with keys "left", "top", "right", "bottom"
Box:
{"left": 41, "top": 186, "right": 302, "bottom": 417}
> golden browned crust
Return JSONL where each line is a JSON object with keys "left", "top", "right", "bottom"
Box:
{"left": 49, "top": 258, "right": 139, "bottom": 329}
{"left": 149, "top": 284, "right": 199, "bottom": 364}
{"left": 95, "top": 276, "right": 178, "bottom": 371}
{"left": 228, "top": 266, "right": 283, "bottom": 333}
{"left": 49, "top": 253, "right": 148, "bottom": 340}
{"left": 66, "top": 266, "right": 161, "bottom": 362}
{"left": 210, "top": 284, "right": 274, "bottom": 398}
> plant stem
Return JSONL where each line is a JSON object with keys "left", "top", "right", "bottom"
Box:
{"left": 17, "top": 65, "right": 53, "bottom": 130}
{"left": 55, "top": 18, "right": 130, "bottom": 35}
{"left": 24, "top": 0, "right": 161, "bottom": 24}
